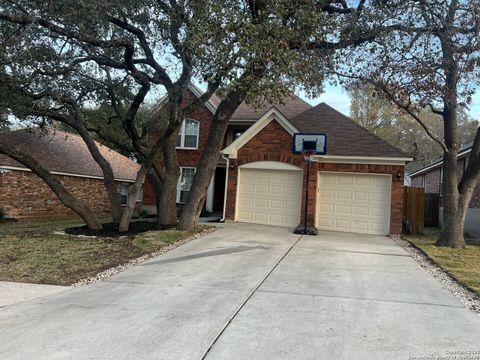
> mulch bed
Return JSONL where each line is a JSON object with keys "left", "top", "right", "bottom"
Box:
{"left": 0, "top": 218, "right": 18, "bottom": 224}
{"left": 65, "top": 221, "right": 173, "bottom": 238}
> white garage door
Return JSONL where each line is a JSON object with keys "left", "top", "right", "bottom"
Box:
{"left": 316, "top": 172, "right": 391, "bottom": 235}
{"left": 237, "top": 167, "right": 303, "bottom": 227}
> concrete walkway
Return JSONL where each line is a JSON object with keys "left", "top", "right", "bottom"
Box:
{"left": 0, "top": 223, "right": 479, "bottom": 359}
{"left": 0, "top": 281, "right": 68, "bottom": 307}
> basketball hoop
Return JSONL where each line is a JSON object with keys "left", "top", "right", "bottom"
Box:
{"left": 293, "top": 133, "right": 327, "bottom": 236}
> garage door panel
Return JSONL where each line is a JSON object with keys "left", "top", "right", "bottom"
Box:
{"left": 354, "top": 176, "right": 371, "bottom": 186}
{"left": 253, "top": 212, "right": 268, "bottom": 222}
{"left": 317, "top": 172, "right": 391, "bottom": 235}
{"left": 371, "top": 222, "right": 388, "bottom": 233}
{"left": 353, "top": 206, "right": 369, "bottom": 216}
{"left": 254, "top": 198, "right": 268, "bottom": 208}
{"left": 352, "top": 221, "right": 369, "bottom": 232}
{"left": 354, "top": 191, "right": 369, "bottom": 201}
{"left": 335, "top": 205, "right": 351, "bottom": 215}
{"left": 269, "top": 199, "right": 283, "bottom": 209}
{"left": 270, "top": 185, "right": 285, "bottom": 195}
{"left": 335, "top": 219, "right": 350, "bottom": 231}
{"left": 237, "top": 168, "right": 302, "bottom": 227}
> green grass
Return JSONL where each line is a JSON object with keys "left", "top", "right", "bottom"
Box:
{"left": 405, "top": 233, "right": 480, "bottom": 295}
{"left": 0, "top": 220, "right": 212, "bottom": 286}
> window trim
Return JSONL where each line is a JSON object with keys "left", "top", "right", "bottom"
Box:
{"left": 176, "top": 118, "right": 200, "bottom": 150}
{"left": 177, "top": 167, "right": 196, "bottom": 204}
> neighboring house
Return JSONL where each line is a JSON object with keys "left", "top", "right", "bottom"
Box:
{"left": 149, "top": 83, "right": 412, "bottom": 235}
{"left": 0, "top": 129, "right": 144, "bottom": 220}
{"left": 409, "top": 143, "right": 480, "bottom": 236}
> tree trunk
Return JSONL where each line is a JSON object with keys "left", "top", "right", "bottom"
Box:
{"left": 177, "top": 89, "right": 246, "bottom": 230}
{"left": 0, "top": 142, "right": 102, "bottom": 229}
{"left": 156, "top": 136, "right": 180, "bottom": 227}
{"left": 157, "top": 174, "right": 178, "bottom": 228}
{"left": 118, "top": 164, "right": 149, "bottom": 232}
{"left": 73, "top": 124, "right": 123, "bottom": 223}
{"left": 435, "top": 100, "right": 466, "bottom": 248}
{"left": 435, "top": 154, "right": 468, "bottom": 249}
{"left": 146, "top": 169, "right": 163, "bottom": 224}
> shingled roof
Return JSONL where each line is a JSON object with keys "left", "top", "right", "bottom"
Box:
{"left": 0, "top": 129, "right": 140, "bottom": 182}
{"left": 289, "top": 103, "right": 409, "bottom": 158}
{"left": 210, "top": 93, "right": 312, "bottom": 120}
{"left": 153, "top": 82, "right": 312, "bottom": 121}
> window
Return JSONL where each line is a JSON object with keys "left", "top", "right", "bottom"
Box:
{"left": 421, "top": 174, "right": 426, "bottom": 189}
{"left": 120, "top": 183, "right": 143, "bottom": 206}
{"left": 233, "top": 130, "right": 245, "bottom": 141}
{"left": 120, "top": 184, "right": 129, "bottom": 205}
{"left": 176, "top": 119, "right": 199, "bottom": 149}
{"left": 177, "top": 167, "right": 196, "bottom": 203}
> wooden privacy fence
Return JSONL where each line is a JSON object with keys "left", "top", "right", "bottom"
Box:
{"left": 403, "top": 186, "right": 424, "bottom": 234}
{"left": 424, "top": 193, "right": 440, "bottom": 227}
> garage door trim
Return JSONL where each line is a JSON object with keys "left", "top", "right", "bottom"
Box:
{"left": 315, "top": 171, "right": 392, "bottom": 235}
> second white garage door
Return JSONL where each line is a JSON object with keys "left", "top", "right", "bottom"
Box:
{"left": 237, "top": 166, "right": 303, "bottom": 227}
{"left": 316, "top": 172, "right": 391, "bottom": 235}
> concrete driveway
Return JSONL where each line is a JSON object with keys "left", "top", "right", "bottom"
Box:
{"left": 0, "top": 223, "right": 479, "bottom": 360}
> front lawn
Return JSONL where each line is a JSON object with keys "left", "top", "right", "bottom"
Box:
{"left": 0, "top": 219, "right": 212, "bottom": 286}
{"left": 405, "top": 232, "right": 480, "bottom": 295}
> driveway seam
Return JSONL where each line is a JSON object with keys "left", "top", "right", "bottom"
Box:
{"left": 200, "top": 234, "right": 304, "bottom": 360}
{"left": 311, "top": 248, "right": 410, "bottom": 257}
{"left": 256, "top": 289, "right": 465, "bottom": 309}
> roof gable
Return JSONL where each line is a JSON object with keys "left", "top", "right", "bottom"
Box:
{"left": 151, "top": 83, "right": 217, "bottom": 115}
{"left": 222, "top": 107, "right": 298, "bottom": 158}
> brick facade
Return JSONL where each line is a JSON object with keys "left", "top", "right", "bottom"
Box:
{"left": 410, "top": 156, "right": 480, "bottom": 208}
{"left": 224, "top": 119, "right": 405, "bottom": 234}
{"left": 0, "top": 169, "right": 139, "bottom": 219}
{"left": 170, "top": 89, "right": 216, "bottom": 168}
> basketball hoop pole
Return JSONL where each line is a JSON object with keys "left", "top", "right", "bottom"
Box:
{"left": 303, "top": 158, "right": 310, "bottom": 235}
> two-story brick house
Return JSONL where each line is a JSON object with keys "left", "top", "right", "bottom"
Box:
{"left": 409, "top": 143, "right": 480, "bottom": 236}
{"left": 149, "top": 83, "right": 412, "bottom": 235}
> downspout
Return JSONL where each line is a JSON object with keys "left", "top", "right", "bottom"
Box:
{"left": 220, "top": 153, "right": 229, "bottom": 222}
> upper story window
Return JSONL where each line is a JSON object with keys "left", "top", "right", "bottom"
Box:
{"left": 176, "top": 119, "right": 199, "bottom": 149}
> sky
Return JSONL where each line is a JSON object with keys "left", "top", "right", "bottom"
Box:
{"left": 301, "top": 82, "right": 480, "bottom": 120}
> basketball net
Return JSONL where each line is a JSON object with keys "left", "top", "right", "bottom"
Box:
{"left": 301, "top": 150, "right": 316, "bottom": 164}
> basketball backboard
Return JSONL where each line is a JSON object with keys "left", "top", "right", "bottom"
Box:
{"left": 292, "top": 133, "right": 327, "bottom": 155}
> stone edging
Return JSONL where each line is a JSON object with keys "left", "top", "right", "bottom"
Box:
{"left": 71, "top": 227, "right": 216, "bottom": 287}
{"left": 390, "top": 234, "right": 480, "bottom": 315}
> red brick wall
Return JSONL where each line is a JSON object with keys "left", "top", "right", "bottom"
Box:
{"left": 410, "top": 156, "right": 480, "bottom": 208}
{"left": 224, "top": 119, "right": 405, "bottom": 234}
{"left": 0, "top": 169, "right": 139, "bottom": 219}
{"left": 142, "top": 178, "right": 156, "bottom": 206}
{"left": 155, "top": 89, "right": 216, "bottom": 168}
{"left": 411, "top": 175, "right": 422, "bottom": 187}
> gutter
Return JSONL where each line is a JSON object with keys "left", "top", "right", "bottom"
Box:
{"left": 408, "top": 148, "right": 472, "bottom": 177}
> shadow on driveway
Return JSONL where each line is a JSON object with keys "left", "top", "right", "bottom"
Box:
{"left": 142, "top": 245, "right": 270, "bottom": 265}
